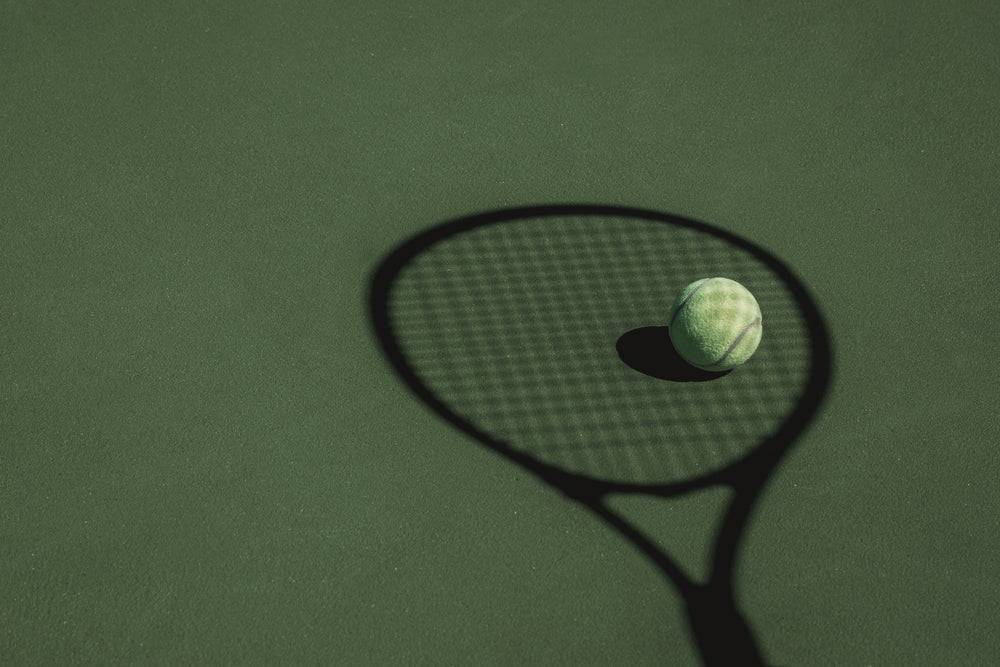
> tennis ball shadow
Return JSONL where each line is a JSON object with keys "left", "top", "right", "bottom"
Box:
{"left": 616, "top": 326, "right": 731, "bottom": 382}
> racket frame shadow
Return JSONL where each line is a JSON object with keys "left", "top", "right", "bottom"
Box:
{"left": 370, "top": 204, "right": 833, "bottom": 666}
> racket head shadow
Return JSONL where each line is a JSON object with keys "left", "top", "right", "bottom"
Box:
{"left": 370, "top": 205, "right": 830, "bottom": 492}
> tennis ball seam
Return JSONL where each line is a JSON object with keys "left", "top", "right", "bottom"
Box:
{"left": 667, "top": 277, "right": 711, "bottom": 328}
{"left": 702, "top": 316, "right": 762, "bottom": 369}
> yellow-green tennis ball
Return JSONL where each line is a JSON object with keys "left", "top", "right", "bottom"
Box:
{"left": 668, "top": 277, "right": 762, "bottom": 372}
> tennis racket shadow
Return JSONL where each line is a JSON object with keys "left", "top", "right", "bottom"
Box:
{"left": 369, "top": 204, "right": 832, "bottom": 666}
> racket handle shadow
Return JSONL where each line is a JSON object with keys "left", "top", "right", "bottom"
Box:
{"left": 685, "top": 584, "right": 767, "bottom": 666}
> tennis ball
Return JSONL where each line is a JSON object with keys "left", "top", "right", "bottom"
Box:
{"left": 668, "top": 277, "right": 762, "bottom": 372}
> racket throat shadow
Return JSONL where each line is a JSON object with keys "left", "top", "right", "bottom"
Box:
{"left": 580, "top": 496, "right": 769, "bottom": 666}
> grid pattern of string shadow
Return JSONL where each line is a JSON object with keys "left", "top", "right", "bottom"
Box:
{"left": 387, "top": 214, "right": 812, "bottom": 486}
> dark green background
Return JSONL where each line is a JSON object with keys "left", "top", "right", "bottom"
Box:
{"left": 3, "top": 1, "right": 997, "bottom": 665}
